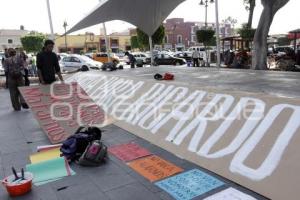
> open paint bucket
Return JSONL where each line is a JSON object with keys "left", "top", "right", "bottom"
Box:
{"left": 2, "top": 172, "right": 33, "bottom": 197}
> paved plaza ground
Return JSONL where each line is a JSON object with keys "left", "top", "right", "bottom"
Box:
{"left": 2, "top": 66, "right": 299, "bottom": 200}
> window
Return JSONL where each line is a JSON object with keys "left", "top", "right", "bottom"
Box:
{"left": 177, "top": 35, "right": 182, "bottom": 44}
{"left": 71, "top": 57, "right": 81, "bottom": 63}
{"left": 165, "top": 35, "right": 168, "bottom": 43}
{"left": 8, "top": 39, "right": 13, "bottom": 44}
{"left": 192, "top": 35, "right": 197, "bottom": 43}
{"left": 63, "top": 57, "right": 71, "bottom": 62}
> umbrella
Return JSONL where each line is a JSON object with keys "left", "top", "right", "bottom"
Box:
{"left": 66, "top": 0, "right": 186, "bottom": 64}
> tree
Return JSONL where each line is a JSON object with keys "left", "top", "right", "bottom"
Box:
{"left": 244, "top": 0, "right": 256, "bottom": 28}
{"left": 21, "top": 33, "right": 46, "bottom": 53}
{"left": 196, "top": 29, "right": 215, "bottom": 66}
{"left": 130, "top": 36, "right": 140, "bottom": 49}
{"left": 238, "top": 24, "right": 256, "bottom": 48}
{"left": 252, "top": 0, "right": 290, "bottom": 70}
{"left": 137, "top": 25, "right": 165, "bottom": 50}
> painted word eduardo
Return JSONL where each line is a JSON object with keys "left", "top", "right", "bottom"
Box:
{"left": 67, "top": 74, "right": 300, "bottom": 181}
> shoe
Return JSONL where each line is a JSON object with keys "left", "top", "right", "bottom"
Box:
{"left": 21, "top": 103, "right": 29, "bottom": 109}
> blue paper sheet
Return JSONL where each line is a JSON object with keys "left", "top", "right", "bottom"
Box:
{"left": 155, "top": 169, "right": 224, "bottom": 200}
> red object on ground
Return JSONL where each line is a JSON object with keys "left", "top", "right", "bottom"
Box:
{"left": 2, "top": 172, "right": 33, "bottom": 197}
{"left": 163, "top": 73, "right": 174, "bottom": 80}
{"left": 108, "top": 143, "right": 152, "bottom": 162}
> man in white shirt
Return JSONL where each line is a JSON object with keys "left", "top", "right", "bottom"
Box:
{"left": 192, "top": 50, "right": 201, "bottom": 67}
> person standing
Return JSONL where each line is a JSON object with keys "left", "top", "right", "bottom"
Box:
{"left": 192, "top": 50, "right": 200, "bottom": 67}
{"left": 2, "top": 48, "right": 9, "bottom": 89}
{"left": 37, "top": 40, "right": 64, "bottom": 84}
{"left": 125, "top": 51, "right": 136, "bottom": 68}
{"left": 5, "top": 48, "right": 29, "bottom": 111}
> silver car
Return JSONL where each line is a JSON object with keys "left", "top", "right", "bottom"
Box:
{"left": 60, "top": 55, "right": 103, "bottom": 72}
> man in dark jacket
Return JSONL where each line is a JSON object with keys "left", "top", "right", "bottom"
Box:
{"left": 125, "top": 51, "right": 136, "bottom": 68}
{"left": 37, "top": 40, "right": 64, "bottom": 84}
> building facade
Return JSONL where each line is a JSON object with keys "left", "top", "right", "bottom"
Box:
{"left": 0, "top": 29, "right": 28, "bottom": 51}
{"left": 164, "top": 18, "right": 232, "bottom": 51}
{"left": 56, "top": 31, "right": 131, "bottom": 54}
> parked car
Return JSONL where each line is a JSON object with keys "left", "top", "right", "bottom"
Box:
{"left": 125, "top": 52, "right": 151, "bottom": 64}
{"left": 150, "top": 53, "right": 186, "bottom": 66}
{"left": 174, "top": 52, "right": 192, "bottom": 63}
{"left": 0, "top": 62, "right": 4, "bottom": 76}
{"left": 60, "top": 54, "right": 103, "bottom": 72}
{"left": 187, "top": 46, "right": 207, "bottom": 60}
{"left": 92, "top": 53, "right": 120, "bottom": 64}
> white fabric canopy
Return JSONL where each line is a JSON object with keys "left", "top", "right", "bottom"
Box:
{"left": 67, "top": 0, "right": 186, "bottom": 36}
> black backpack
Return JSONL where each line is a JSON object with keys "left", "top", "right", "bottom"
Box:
{"left": 60, "top": 126, "right": 102, "bottom": 161}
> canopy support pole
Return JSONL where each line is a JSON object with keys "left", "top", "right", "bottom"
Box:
{"left": 103, "top": 22, "right": 111, "bottom": 62}
{"left": 149, "top": 36, "right": 154, "bottom": 66}
{"left": 215, "top": 0, "right": 221, "bottom": 68}
{"left": 46, "top": 0, "right": 55, "bottom": 40}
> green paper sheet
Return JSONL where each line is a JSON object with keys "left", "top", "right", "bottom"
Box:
{"left": 26, "top": 157, "right": 75, "bottom": 185}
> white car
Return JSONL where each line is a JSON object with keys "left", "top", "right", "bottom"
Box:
{"left": 60, "top": 54, "right": 103, "bottom": 72}
{"left": 125, "top": 52, "right": 151, "bottom": 64}
{"left": 0, "top": 63, "right": 4, "bottom": 76}
{"left": 0, "top": 56, "right": 4, "bottom": 76}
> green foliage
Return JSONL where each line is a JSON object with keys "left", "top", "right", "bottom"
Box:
{"left": 238, "top": 24, "right": 256, "bottom": 40}
{"left": 130, "top": 36, "right": 140, "bottom": 49}
{"left": 277, "top": 37, "right": 292, "bottom": 46}
{"left": 21, "top": 33, "right": 46, "bottom": 53}
{"left": 196, "top": 29, "right": 215, "bottom": 46}
{"left": 137, "top": 25, "right": 165, "bottom": 49}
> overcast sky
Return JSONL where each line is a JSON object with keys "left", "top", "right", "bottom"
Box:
{"left": 0, "top": 0, "right": 298, "bottom": 35}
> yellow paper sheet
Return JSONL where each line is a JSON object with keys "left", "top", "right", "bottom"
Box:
{"left": 30, "top": 148, "right": 61, "bottom": 164}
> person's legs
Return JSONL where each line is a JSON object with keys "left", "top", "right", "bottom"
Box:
{"left": 16, "top": 78, "right": 28, "bottom": 109}
{"left": 196, "top": 59, "right": 199, "bottom": 67}
{"left": 193, "top": 59, "right": 196, "bottom": 67}
{"left": 8, "top": 78, "right": 21, "bottom": 111}
{"left": 131, "top": 62, "right": 135, "bottom": 68}
{"left": 5, "top": 72, "right": 8, "bottom": 89}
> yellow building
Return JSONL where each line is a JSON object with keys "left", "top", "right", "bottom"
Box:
{"left": 55, "top": 31, "right": 132, "bottom": 54}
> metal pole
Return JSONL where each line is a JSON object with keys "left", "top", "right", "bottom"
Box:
{"left": 205, "top": 1, "right": 208, "bottom": 28}
{"left": 215, "top": 0, "right": 221, "bottom": 68}
{"left": 103, "top": 23, "right": 111, "bottom": 62}
{"left": 64, "top": 27, "right": 67, "bottom": 52}
{"left": 149, "top": 36, "right": 154, "bottom": 66}
{"left": 46, "top": 0, "right": 55, "bottom": 40}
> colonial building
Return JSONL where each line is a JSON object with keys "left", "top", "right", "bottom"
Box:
{"left": 56, "top": 31, "right": 131, "bottom": 53}
{"left": 0, "top": 28, "right": 28, "bottom": 51}
{"left": 164, "top": 18, "right": 233, "bottom": 51}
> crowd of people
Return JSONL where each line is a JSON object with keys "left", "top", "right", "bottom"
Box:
{"left": 1, "top": 39, "right": 64, "bottom": 111}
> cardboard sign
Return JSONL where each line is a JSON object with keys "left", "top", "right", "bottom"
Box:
{"left": 108, "top": 143, "right": 152, "bottom": 162}
{"left": 67, "top": 72, "right": 300, "bottom": 200}
{"left": 128, "top": 155, "right": 183, "bottom": 182}
{"left": 155, "top": 169, "right": 224, "bottom": 200}
{"left": 203, "top": 187, "right": 257, "bottom": 200}
{"left": 19, "top": 83, "right": 107, "bottom": 144}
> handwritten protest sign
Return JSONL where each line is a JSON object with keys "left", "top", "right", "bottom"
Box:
{"left": 203, "top": 187, "right": 257, "bottom": 200}
{"left": 19, "top": 83, "right": 107, "bottom": 144}
{"left": 155, "top": 169, "right": 224, "bottom": 200}
{"left": 108, "top": 143, "right": 152, "bottom": 162}
{"left": 128, "top": 155, "right": 183, "bottom": 182}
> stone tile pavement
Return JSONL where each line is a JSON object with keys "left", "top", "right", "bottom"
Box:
{"left": 0, "top": 89, "right": 268, "bottom": 200}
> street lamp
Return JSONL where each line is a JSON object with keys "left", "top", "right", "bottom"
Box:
{"left": 199, "top": 0, "right": 214, "bottom": 29}
{"left": 63, "top": 21, "right": 68, "bottom": 52}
